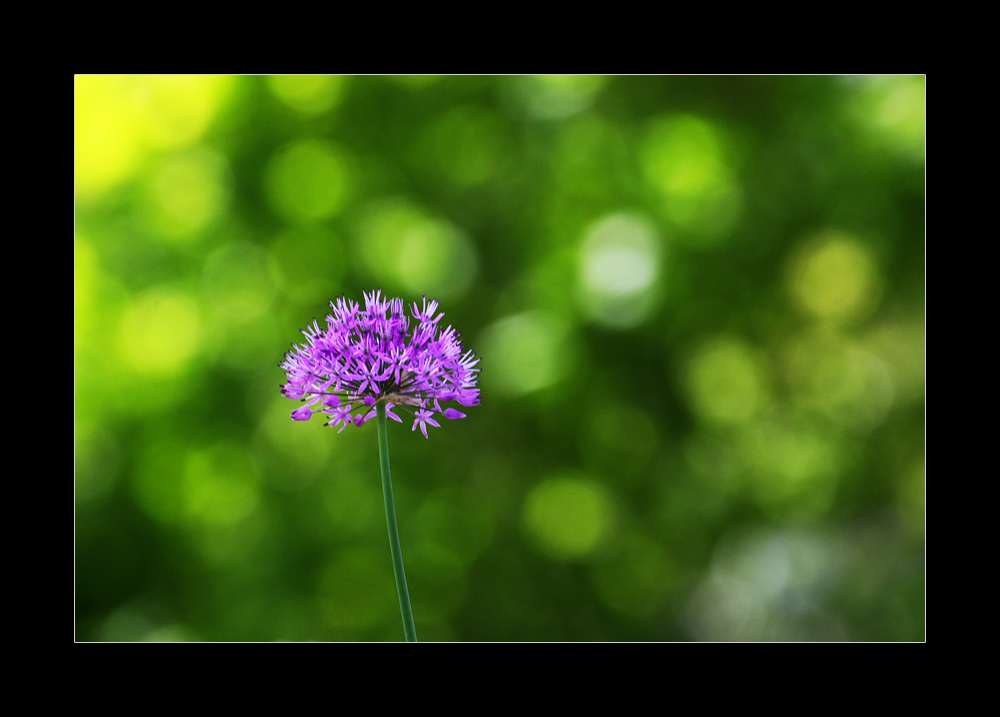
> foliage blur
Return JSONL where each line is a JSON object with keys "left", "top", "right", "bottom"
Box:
{"left": 75, "top": 75, "right": 925, "bottom": 641}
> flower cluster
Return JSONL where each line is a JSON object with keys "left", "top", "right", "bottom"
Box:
{"left": 280, "top": 290, "right": 480, "bottom": 437}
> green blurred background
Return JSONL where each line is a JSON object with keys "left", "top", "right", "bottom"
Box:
{"left": 75, "top": 75, "right": 925, "bottom": 641}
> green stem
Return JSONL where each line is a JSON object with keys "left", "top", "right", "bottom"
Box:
{"left": 376, "top": 403, "right": 418, "bottom": 642}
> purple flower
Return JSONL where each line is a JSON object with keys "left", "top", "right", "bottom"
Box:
{"left": 281, "top": 291, "right": 480, "bottom": 438}
{"left": 325, "top": 403, "right": 354, "bottom": 433}
{"left": 412, "top": 409, "right": 440, "bottom": 438}
{"left": 384, "top": 403, "right": 403, "bottom": 423}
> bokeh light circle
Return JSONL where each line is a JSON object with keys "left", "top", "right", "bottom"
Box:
{"left": 354, "top": 199, "right": 477, "bottom": 299}
{"left": 577, "top": 213, "right": 663, "bottom": 329}
{"left": 267, "top": 75, "right": 346, "bottom": 115}
{"left": 265, "top": 139, "right": 350, "bottom": 222}
{"left": 478, "top": 312, "right": 571, "bottom": 397}
{"left": 118, "top": 287, "right": 201, "bottom": 375}
{"left": 641, "top": 115, "right": 742, "bottom": 243}
{"left": 522, "top": 475, "right": 613, "bottom": 560}
{"left": 686, "top": 337, "right": 770, "bottom": 425}
{"left": 789, "top": 232, "right": 882, "bottom": 323}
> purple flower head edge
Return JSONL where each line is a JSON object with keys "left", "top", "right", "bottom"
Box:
{"left": 280, "top": 291, "right": 480, "bottom": 438}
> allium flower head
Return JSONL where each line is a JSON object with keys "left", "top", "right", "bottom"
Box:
{"left": 280, "top": 290, "right": 480, "bottom": 437}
